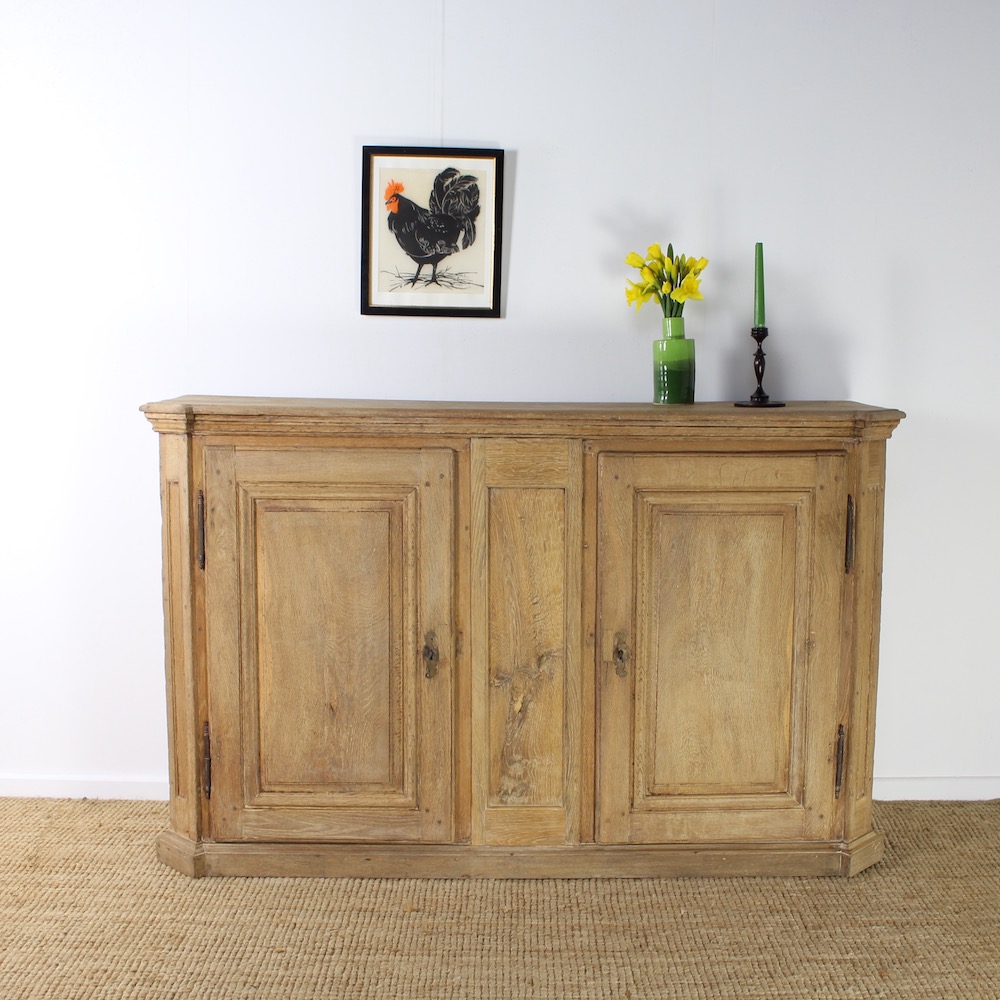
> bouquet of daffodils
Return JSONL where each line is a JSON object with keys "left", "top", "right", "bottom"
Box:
{"left": 625, "top": 244, "right": 708, "bottom": 318}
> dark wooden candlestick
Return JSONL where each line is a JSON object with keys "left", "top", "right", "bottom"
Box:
{"left": 735, "top": 326, "right": 785, "bottom": 407}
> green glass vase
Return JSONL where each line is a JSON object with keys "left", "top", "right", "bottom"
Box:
{"left": 653, "top": 316, "right": 695, "bottom": 404}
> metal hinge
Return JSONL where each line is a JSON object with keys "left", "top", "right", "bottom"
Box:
{"left": 844, "top": 495, "right": 856, "bottom": 574}
{"left": 196, "top": 491, "right": 206, "bottom": 571}
{"left": 202, "top": 721, "right": 212, "bottom": 800}
{"left": 834, "top": 724, "right": 846, "bottom": 799}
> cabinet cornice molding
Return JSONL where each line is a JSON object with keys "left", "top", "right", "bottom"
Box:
{"left": 142, "top": 397, "right": 904, "bottom": 442}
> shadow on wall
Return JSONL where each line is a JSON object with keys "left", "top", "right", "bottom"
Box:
{"left": 721, "top": 324, "right": 851, "bottom": 403}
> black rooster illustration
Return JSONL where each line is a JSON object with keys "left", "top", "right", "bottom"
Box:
{"left": 384, "top": 168, "right": 480, "bottom": 286}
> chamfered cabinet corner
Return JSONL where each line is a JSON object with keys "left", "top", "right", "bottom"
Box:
{"left": 143, "top": 397, "right": 903, "bottom": 878}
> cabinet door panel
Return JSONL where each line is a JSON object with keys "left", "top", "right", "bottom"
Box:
{"left": 597, "top": 453, "right": 845, "bottom": 845}
{"left": 641, "top": 504, "right": 795, "bottom": 799}
{"left": 255, "top": 498, "right": 402, "bottom": 792}
{"left": 204, "top": 446, "right": 453, "bottom": 844}
{"left": 487, "top": 487, "right": 567, "bottom": 809}
{"left": 471, "top": 440, "right": 583, "bottom": 845}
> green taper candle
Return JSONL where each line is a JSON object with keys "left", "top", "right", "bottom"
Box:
{"left": 754, "top": 242, "right": 765, "bottom": 327}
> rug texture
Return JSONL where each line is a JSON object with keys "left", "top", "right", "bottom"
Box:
{"left": 0, "top": 799, "right": 997, "bottom": 999}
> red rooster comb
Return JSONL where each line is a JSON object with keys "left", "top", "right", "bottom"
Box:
{"left": 384, "top": 179, "right": 405, "bottom": 201}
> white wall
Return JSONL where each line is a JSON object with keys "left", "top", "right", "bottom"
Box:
{"left": 1, "top": 0, "right": 997, "bottom": 800}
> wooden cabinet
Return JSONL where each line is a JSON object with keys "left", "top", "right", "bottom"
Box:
{"left": 143, "top": 398, "right": 903, "bottom": 877}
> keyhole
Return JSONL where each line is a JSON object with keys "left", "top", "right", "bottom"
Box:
{"left": 613, "top": 635, "right": 629, "bottom": 678}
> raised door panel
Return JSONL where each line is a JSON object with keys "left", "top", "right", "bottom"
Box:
{"left": 204, "top": 446, "right": 454, "bottom": 843}
{"left": 640, "top": 505, "right": 795, "bottom": 800}
{"left": 471, "top": 439, "right": 583, "bottom": 845}
{"left": 597, "top": 452, "right": 846, "bottom": 845}
{"left": 254, "top": 496, "right": 402, "bottom": 793}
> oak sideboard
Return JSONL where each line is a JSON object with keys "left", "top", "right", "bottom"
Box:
{"left": 142, "top": 397, "right": 904, "bottom": 877}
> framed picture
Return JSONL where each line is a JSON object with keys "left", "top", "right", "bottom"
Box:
{"left": 361, "top": 145, "right": 504, "bottom": 317}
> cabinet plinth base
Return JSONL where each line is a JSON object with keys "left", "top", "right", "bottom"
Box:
{"left": 157, "top": 829, "right": 885, "bottom": 879}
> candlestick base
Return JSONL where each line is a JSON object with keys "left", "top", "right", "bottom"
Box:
{"left": 734, "top": 326, "right": 785, "bottom": 407}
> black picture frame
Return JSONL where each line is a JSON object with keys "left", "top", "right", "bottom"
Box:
{"left": 361, "top": 145, "right": 504, "bottom": 317}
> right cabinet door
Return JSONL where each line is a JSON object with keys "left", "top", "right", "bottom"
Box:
{"left": 597, "top": 450, "right": 847, "bottom": 845}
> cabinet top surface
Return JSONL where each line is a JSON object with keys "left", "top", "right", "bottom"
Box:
{"left": 141, "top": 396, "right": 904, "bottom": 439}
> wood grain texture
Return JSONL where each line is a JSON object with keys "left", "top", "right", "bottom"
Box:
{"left": 641, "top": 505, "right": 794, "bottom": 796}
{"left": 843, "top": 440, "right": 889, "bottom": 843}
{"left": 487, "top": 488, "right": 566, "bottom": 808}
{"left": 254, "top": 500, "right": 399, "bottom": 790}
{"left": 451, "top": 442, "right": 474, "bottom": 844}
{"left": 158, "top": 433, "right": 200, "bottom": 843}
{"left": 141, "top": 397, "right": 905, "bottom": 443}
{"left": 471, "top": 439, "right": 583, "bottom": 846}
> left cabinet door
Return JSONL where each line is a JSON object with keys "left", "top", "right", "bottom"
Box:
{"left": 201, "top": 445, "right": 454, "bottom": 844}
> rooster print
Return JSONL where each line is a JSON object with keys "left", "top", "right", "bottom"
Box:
{"left": 383, "top": 168, "right": 481, "bottom": 290}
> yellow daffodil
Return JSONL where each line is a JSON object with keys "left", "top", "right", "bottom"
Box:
{"left": 670, "top": 273, "right": 703, "bottom": 304}
{"left": 626, "top": 280, "right": 655, "bottom": 310}
{"left": 625, "top": 242, "right": 707, "bottom": 318}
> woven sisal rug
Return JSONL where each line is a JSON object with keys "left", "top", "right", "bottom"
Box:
{"left": 1, "top": 798, "right": 997, "bottom": 998}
